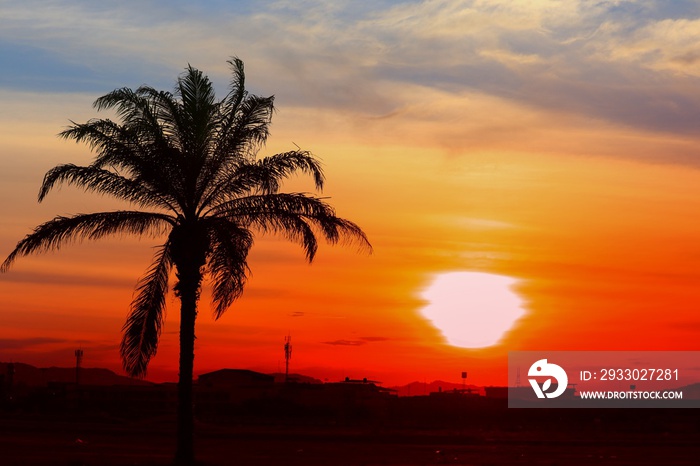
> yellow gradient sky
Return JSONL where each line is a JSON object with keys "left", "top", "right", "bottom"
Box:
{"left": 2, "top": 1, "right": 700, "bottom": 386}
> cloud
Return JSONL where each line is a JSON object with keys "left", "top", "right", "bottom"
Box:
{"left": 3, "top": 0, "right": 700, "bottom": 163}
{"left": 0, "top": 337, "right": 66, "bottom": 350}
{"left": 455, "top": 217, "right": 514, "bottom": 230}
{"left": 323, "top": 339, "right": 366, "bottom": 346}
{"left": 323, "top": 336, "right": 389, "bottom": 346}
{"left": 0, "top": 270, "right": 134, "bottom": 289}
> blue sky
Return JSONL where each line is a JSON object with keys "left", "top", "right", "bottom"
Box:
{"left": 3, "top": 0, "right": 700, "bottom": 141}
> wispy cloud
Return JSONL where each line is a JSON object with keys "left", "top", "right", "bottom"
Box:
{"left": 323, "top": 339, "right": 366, "bottom": 346}
{"left": 3, "top": 0, "right": 700, "bottom": 162}
{"left": 323, "top": 336, "right": 389, "bottom": 346}
{"left": 0, "top": 337, "right": 65, "bottom": 350}
{"left": 0, "top": 270, "right": 133, "bottom": 288}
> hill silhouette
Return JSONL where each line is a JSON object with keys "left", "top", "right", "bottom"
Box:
{"left": 270, "top": 372, "right": 323, "bottom": 384}
{"left": 389, "top": 380, "right": 482, "bottom": 397}
{"left": 675, "top": 381, "right": 700, "bottom": 399}
{"left": 0, "top": 362, "right": 151, "bottom": 387}
{"left": 2, "top": 362, "right": 492, "bottom": 394}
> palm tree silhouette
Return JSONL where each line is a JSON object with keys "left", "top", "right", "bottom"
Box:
{"left": 1, "top": 57, "right": 371, "bottom": 465}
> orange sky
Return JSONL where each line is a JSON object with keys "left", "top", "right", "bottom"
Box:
{"left": 2, "top": 1, "right": 700, "bottom": 387}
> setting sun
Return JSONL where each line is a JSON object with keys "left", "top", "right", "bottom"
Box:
{"left": 419, "top": 272, "right": 526, "bottom": 348}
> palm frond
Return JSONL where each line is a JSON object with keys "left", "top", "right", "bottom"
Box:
{"left": 133, "top": 86, "right": 183, "bottom": 145}
{"left": 178, "top": 66, "right": 216, "bottom": 114}
{"left": 39, "top": 163, "right": 178, "bottom": 212}
{"left": 94, "top": 87, "right": 170, "bottom": 138}
{"left": 229, "top": 94, "right": 275, "bottom": 154}
{"left": 177, "top": 66, "right": 216, "bottom": 151}
{"left": 91, "top": 87, "right": 181, "bottom": 168}
{"left": 252, "top": 150, "right": 325, "bottom": 193}
{"left": 93, "top": 87, "right": 142, "bottom": 114}
{"left": 120, "top": 242, "right": 172, "bottom": 378}
{"left": 205, "top": 218, "right": 253, "bottom": 318}
{"left": 198, "top": 150, "right": 324, "bottom": 214}
{"left": 264, "top": 211, "right": 319, "bottom": 261}
{"left": 59, "top": 118, "right": 135, "bottom": 159}
{"left": 93, "top": 87, "right": 171, "bottom": 149}
{"left": 204, "top": 57, "right": 248, "bottom": 168}
{"left": 210, "top": 94, "right": 274, "bottom": 167}
{"left": 214, "top": 192, "right": 332, "bottom": 218}
{"left": 222, "top": 57, "right": 247, "bottom": 113}
{"left": 213, "top": 193, "right": 372, "bottom": 260}
{"left": 60, "top": 117, "right": 188, "bottom": 214}
{"left": 1, "top": 211, "right": 174, "bottom": 272}
{"left": 196, "top": 95, "right": 275, "bottom": 204}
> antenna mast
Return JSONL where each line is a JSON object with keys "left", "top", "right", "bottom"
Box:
{"left": 284, "top": 335, "right": 292, "bottom": 383}
{"left": 75, "top": 349, "right": 84, "bottom": 386}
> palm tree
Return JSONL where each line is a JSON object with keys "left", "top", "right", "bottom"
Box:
{"left": 1, "top": 57, "right": 371, "bottom": 465}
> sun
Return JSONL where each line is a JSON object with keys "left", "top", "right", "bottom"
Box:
{"left": 419, "top": 271, "right": 526, "bottom": 348}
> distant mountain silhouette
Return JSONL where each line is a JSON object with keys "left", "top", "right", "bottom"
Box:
{"left": 269, "top": 372, "right": 323, "bottom": 384}
{"left": 675, "top": 382, "right": 700, "bottom": 399}
{"left": 389, "top": 380, "right": 482, "bottom": 397}
{"left": 0, "top": 363, "right": 327, "bottom": 388}
{"left": 0, "top": 362, "right": 151, "bottom": 387}
{"left": 2, "top": 362, "right": 493, "bottom": 396}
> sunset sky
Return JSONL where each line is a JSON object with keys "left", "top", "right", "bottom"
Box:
{"left": 2, "top": 0, "right": 700, "bottom": 387}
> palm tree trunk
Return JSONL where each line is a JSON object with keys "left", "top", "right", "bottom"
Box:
{"left": 173, "top": 259, "right": 203, "bottom": 466}
{"left": 175, "top": 292, "right": 196, "bottom": 464}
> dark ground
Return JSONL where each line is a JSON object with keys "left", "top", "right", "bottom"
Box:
{"left": 1, "top": 411, "right": 698, "bottom": 466}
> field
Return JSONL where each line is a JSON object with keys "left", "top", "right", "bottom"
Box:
{"left": 1, "top": 411, "right": 698, "bottom": 466}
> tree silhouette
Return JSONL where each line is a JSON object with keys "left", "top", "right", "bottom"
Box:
{"left": 1, "top": 57, "right": 371, "bottom": 465}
